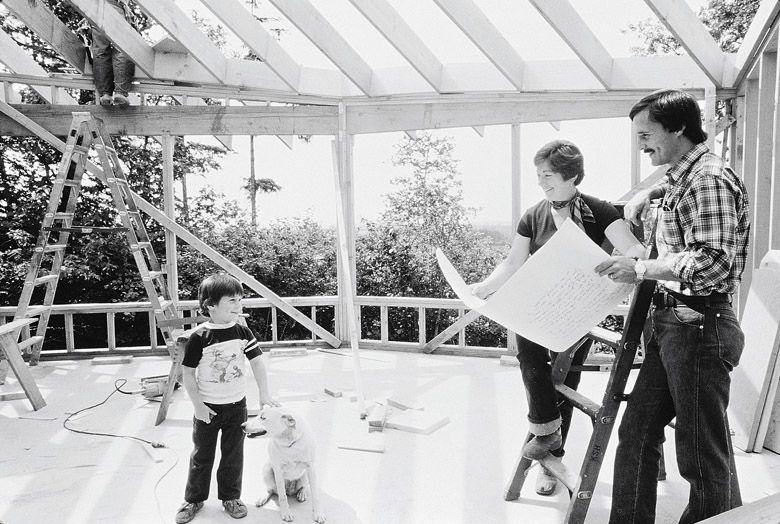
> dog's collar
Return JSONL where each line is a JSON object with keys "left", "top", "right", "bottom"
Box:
{"left": 285, "top": 437, "right": 299, "bottom": 448}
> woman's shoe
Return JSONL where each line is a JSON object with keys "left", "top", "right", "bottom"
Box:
{"left": 535, "top": 457, "right": 560, "bottom": 495}
{"left": 522, "top": 428, "right": 562, "bottom": 460}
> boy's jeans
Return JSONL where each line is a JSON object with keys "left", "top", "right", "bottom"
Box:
{"left": 90, "top": 0, "right": 135, "bottom": 97}
{"left": 184, "top": 397, "right": 247, "bottom": 503}
{"left": 610, "top": 303, "right": 743, "bottom": 524}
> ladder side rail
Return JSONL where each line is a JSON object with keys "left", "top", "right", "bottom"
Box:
{"left": 564, "top": 278, "right": 656, "bottom": 523}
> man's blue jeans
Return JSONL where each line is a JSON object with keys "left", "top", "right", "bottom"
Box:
{"left": 609, "top": 302, "right": 743, "bottom": 523}
{"left": 90, "top": 0, "right": 135, "bottom": 97}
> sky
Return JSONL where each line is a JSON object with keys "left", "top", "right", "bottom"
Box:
{"left": 169, "top": 0, "right": 708, "bottom": 233}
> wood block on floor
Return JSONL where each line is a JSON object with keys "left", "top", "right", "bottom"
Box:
{"left": 367, "top": 404, "right": 389, "bottom": 431}
{"left": 499, "top": 355, "right": 519, "bottom": 367}
{"left": 268, "top": 348, "right": 308, "bottom": 357}
{"left": 337, "top": 433, "right": 385, "bottom": 453}
{"left": 385, "top": 409, "right": 449, "bottom": 435}
{"left": 91, "top": 356, "right": 133, "bottom": 365}
{"left": 324, "top": 387, "right": 343, "bottom": 398}
{"left": 0, "top": 391, "right": 27, "bottom": 401}
{"left": 386, "top": 395, "right": 424, "bottom": 411}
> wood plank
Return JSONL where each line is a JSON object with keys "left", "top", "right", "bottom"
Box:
{"left": 0, "top": 30, "right": 77, "bottom": 103}
{"left": 68, "top": 0, "right": 156, "bottom": 76}
{"left": 754, "top": 52, "right": 777, "bottom": 266}
{"left": 0, "top": 333, "right": 46, "bottom": 410}
{"left": 135, "top": 0, "right": 227, "bottom": 82}
{"left": 268, "top": 0, "right": 375, "bottom": 95}
{"left": 2, "top": 0, "right": 87, "bottom": 73}
{"left": 643, "top": 0, "right": 727, "bottom": 87}
{"left": 424, "top": 308, "right": 480, "bottom": 353}
{"left": 731, "top": 0, "right": 780, "bottom": 87}
{"left": 433, "top": 0, "right": 523, "bottom": 89}
{"left": 349, "top": 0, "right": 443, "bottom": 91}
{"left": 729, "top": 251, "right": 780, "bottom": 451}
{"left": 528, "top": 0, "right": 613, "bottom": 88}
{"left": 199, "top": 0, "right": 301, "bottom": 91}
{"left": 699, "top": 492, "right": 780, "bottom": 523}
{"left": 385, "top": 409, "right": 449, "bottom": 435}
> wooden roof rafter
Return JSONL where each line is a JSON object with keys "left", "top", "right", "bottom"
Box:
{"left": 267, "top": 0, "right": 378, "bottom": 96}
{"left": 643, "top": 0, "right": 730, "bottom": 88}
{"left": 528, "top": 0, "right": 614, "bottom": 89}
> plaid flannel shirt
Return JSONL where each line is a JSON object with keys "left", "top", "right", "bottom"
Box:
{"left": 654, "top": 143, "right": 750, "bottom": 296}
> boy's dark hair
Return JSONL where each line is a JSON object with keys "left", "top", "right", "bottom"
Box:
{"left": 629, "top": 89, "right": 707, "bottom": 144}
{"left": 533, "top": 139, "right": 585, "bottom": 186}
{"left": 198, "top": 273, "right": 243, "bottom": 314}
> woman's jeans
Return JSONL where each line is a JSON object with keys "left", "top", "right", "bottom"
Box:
{"left": 516, "top": 334, "right": 590, "bottom": 456}
{"left": 184, "top": 397, "right": 247, "bottom": 503}
{"left": 90, "top": 0, "right": 135, "bottom": 96}
{"left": 609, "top": 303, "right": 743, "bottom": 524}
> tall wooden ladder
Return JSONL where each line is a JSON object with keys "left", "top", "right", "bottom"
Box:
{"left": 504, "top": 275, "right": 656, "bottom": 523}
{"left": 1, "top": 112, "right": 182, "bottom": 384}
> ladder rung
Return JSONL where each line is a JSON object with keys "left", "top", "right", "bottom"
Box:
{"left": 148, "top": 270, "right": 166, "bottom": 279}
{"left": 17, "top": 336, "right": 44, "bottom": 352}
{"left": 24, "top": 306, "right": 51, "bottom": 317}
{"left": 155, "top": 299, "right": 173, "bottom": 312}
{"left": 138, "top": 242, "right": 153, "bottom": 251}
{"left": 42, "top": 244, "right": 67, "bottom": 253}
{"left": 555, "top": 384, "right": 601, "bottom": 420}
{"left": 586, "top": 326, "right": 623, "bottom": 349}
{"left": 69, "top": 144, "right": 90, "bottom": 155}
{"left": 33, "top": 275, "right": 59, "bottom": 286}
{"left": 52, "top": 212, "right": 75, "bottom": 220}
{"left": 44, "top": 226, "right": 128, "bottom": 234}
{"left": 61, "top": 179, "right": 81, "bottom": 187}
{"left": 538, "top": 455, "right": 579, "bottom": 492}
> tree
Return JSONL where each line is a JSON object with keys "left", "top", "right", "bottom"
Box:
{"left": 626, "top": 0, "right": 760, "bottom": 55}
{"left": 244, "top": 135, "right": 282, "bottom": 226}
{"left": 357, "top": 132, "right": 506, "bottom": 346}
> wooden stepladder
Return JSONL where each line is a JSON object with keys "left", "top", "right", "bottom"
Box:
{"left": 504, "top": 276, "right": 656, "bottom": 523}
{"left": 2, "top": 113, "right": 183, "bottom": 391}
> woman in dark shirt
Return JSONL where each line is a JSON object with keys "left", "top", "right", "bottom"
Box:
{"left": 471, "top": 140, "right": 644, "bottom": 495}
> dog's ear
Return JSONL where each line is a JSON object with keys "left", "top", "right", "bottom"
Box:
{"left": 281, "top": 413, "right": 296, "bottom": 428}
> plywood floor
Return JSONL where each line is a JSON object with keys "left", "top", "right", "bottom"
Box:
{"left": 2, "top": 349, "right": 779, "bottom": 524}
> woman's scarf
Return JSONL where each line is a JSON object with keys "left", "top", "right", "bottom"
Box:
{"left": 551, "top": 190, "right": 595, "bottom": 231}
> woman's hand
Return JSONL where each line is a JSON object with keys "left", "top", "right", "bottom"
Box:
{"left": 470, "top": 282, "right": 493, "bottom": 300}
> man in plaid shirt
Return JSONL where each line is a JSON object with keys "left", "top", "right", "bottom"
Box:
{"left": 596, "top": 89, "right": 749, "bottom": 523}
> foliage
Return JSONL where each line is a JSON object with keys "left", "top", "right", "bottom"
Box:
{"left": 626, "top": 0, "right": 760, "bottom": 55}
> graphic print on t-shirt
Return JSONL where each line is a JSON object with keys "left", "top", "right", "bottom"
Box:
{"left": 200, "top": 340, "right": 245, "bottom": 383}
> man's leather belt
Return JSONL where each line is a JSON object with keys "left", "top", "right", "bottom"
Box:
{"left": 652, "top": 289, "right": 731, "bottom": 314}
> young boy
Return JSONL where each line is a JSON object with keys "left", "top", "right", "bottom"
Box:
{"left": 176, "top": 273, "right": 278, "bottom": 524}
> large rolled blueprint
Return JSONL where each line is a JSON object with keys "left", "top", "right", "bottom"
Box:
{"left": 437, "top": 219, "right": 633, "bottom": 352}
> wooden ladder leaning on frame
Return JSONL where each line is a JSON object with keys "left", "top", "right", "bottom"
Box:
{"left": 0, "top": 112, "right": 183, "bottom": 409}
{"left": 504, "top": 243, "right": 658, "bottom": 524}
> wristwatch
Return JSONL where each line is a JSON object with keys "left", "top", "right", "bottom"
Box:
{"left": 634, "top": 259, "right": 647, "bottom": 281}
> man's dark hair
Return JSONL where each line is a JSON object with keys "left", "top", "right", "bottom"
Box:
{"left": 198, "top": 273, "right": 243, "bottom": 314}
{"left": 629, "top": 89, "right": 707, "bottom": 144}
{"left": 533, "top": 139, "right": 585, "bottom": 186}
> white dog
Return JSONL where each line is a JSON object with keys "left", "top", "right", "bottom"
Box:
{"left": 244, "top": 407, "right": 326, "bottom": 523}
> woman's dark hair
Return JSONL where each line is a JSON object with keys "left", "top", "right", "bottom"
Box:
{"left": 629, "top": 89, "right": 707, "bottom": 144}
{"left": 533, "top": 140, "right": 585, "bottom": 186}
{"left": 198, "top": 273, "right": 243, "bottom": 314}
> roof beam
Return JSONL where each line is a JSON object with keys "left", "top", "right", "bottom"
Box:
{"left": 731, "top": 0, "right": 780, "bottom": 87}
{"left": 68, "top": 0, "right": 155, "bottom": 76}
{"left": 267, "top": 0, "right": 376, "bottom": 95}
{"left": 0, "top": 30, "right": 77, "bottom": 103}
{"left": 135, "top": 0, "right": 227, "bottom": 83}
{"left": 348, "top": 0, "right": 443, "bottom": 91}
{"left": 2, "top": 0, "right": 87, "bottom": 73}
{"left": 432, "top": 0, "right": 524, "bottom": 89}
{"left": 199, "top": 0, "right": 301, "bottom": 91}
{"left": 528, "top": 0, "right": 613, "bottom": 89}
{"left": 643, "top": 0, "right": 727, "bottom": 87}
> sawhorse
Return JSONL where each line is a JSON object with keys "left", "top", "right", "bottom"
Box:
{"left": 504, "top": 277, "right": 656, "bottom": 523}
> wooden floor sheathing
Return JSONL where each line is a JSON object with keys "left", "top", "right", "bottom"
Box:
{"left": 1, "top": 349, "right": 779, "bottom": 524}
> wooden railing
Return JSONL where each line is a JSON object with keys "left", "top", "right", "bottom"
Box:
{"left": 0, "top": 296, "right": 629, "bottom": 360}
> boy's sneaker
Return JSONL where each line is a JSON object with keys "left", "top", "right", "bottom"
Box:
{"left": 222, "top": 499, "right": 248, "bottom": 519}
{"left": 175, "top": 501, "right": 203, "bottom": 524}
{"left": 113, "top": 93, "right": 129, "bottom": 107}
{"left": 99, "top": 94, "right": 113, "bottom": 106}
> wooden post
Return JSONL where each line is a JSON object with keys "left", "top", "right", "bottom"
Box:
{"left": 705, "top": 83, "right": 717, "bottom": 152}
{"left": 739, "top": 79, "right": 759, "bottom": 314}
{"left": 331, "top": 102, "right": 366, "bottom": 417}
{"left": 162, "top": 134, "right": 179, "bottom": 303}
{"left": 508, "top": 124, "right": 522, "bottom": 355}
{"left": 755, "top": 53, "right": 777, "bottom": 269}
{"left": 631, "top": 126, "right": 641, "bottom": 189}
